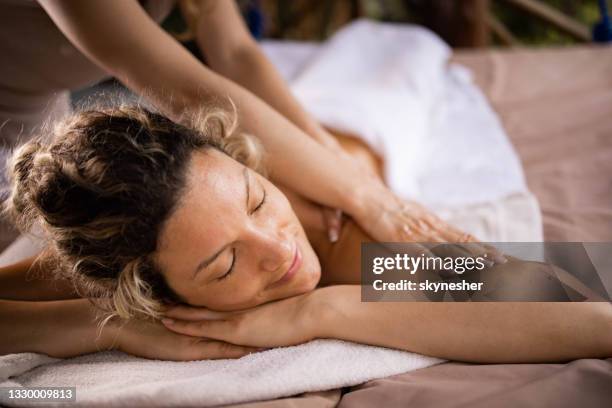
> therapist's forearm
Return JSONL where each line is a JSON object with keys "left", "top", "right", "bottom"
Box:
{"left": 135, "top": 64, "right": 361, "bottom": 212}
{"left": 37, "top": 0, "right": 363, "bottom": 216}
{"left": 206, "top": 45, "right": 340, "bottom": 150}
{"left": 313, "top": 285, "right": 612, "bottom": 363}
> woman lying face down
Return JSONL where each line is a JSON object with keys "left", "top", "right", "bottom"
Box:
{"left": 5, "top": 105, "right": 612, "bottom": 363}
{"left": 4, "top": 104, "right": 322, "bottom": 321}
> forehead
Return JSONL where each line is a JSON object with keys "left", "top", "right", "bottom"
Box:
{"left": 157, "top": 149, "right": 245, "bottom": 256}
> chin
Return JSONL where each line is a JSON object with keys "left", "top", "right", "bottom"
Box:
{"left": 298, "top": 253, "right": 322, "bottom": 293}
{"left": 293, "top": 229, "right": 322, "bottom": 290}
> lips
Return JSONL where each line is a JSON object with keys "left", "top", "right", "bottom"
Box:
{"left": 270, "top": 244, "right": 302, "bottom": 288}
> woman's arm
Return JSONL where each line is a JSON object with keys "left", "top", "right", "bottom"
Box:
{"left": 162, "top": 284, "right": 612, "bottom": 363}
{"left": 313, "top": 285, "right": 612, "bottom": 363}
{"left": 0, "top": 298, "right": 259, "bottom": 360}
{"left": 186, "top": 0, "right": 342, "bottom": 151}
{"left": 0, "top": 254, "right": 78, "bottom": 301}
{"left": 0, "top": 298, "right": 108, "bottom": 357}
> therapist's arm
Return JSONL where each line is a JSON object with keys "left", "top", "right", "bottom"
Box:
{"left": 36, "top": 0, "right": 472, "bottom": 245}
{"left": 36, "top": 0, "right": 357, "bottom": 213}
{"left": 185, "top": 0, "right": 342, "bottom": 151}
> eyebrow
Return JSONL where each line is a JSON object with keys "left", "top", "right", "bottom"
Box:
{"left": 191, "top": 167, "right": 250, "bottom": 280}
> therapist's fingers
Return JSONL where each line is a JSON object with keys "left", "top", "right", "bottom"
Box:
{"left": 401, "top": 201, "right": 462, "bottom": 243}
{"left": 322, "top": 207, "right": 343, "bottom": 243}
{"left": 461, "top": 242, "right": 508, "bottom": 264}
{"left": 400, "top": 212, "right": 447, "bottom": 243}
{"left": 447, "top": 242, "right": 506, "bottom": 266}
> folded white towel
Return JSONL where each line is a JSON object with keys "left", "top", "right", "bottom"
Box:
{"left": 0, "top": 340, "right": 443, "bottom": 407}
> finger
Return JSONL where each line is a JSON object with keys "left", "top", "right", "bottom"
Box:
{"left": 162, "top": 317, "right": 232, "bottom": 341}
{"left": 194, "top": 340, "right": 262, "bottom": 360}
{"left": 415, "top": 206, "right": 445, "bottom": 232}
{"left": 175, "top": 339, "right": 262, "bottom": 361}
{"left": 408, "top": 243, "right": 444, "bottom": 270}
{"left": 397, "top": 220, "right": 442, "bottom": 248}
{"left": 164, "top": 305, "right": 234, "bottom": 321}
{"left": 425, "top": 243, "right": 488, "bottom": 275}
{"left": 323, "top": 208, "right": 343, "bottom": 243}
{"left": 412, "top": 220, "right": 447, "bottom": 243}
{"left": 402, "top": 224, "right": 436, "bottom": 245}
{"left": 425, "top": 218, "right": 464, "bottom": 243}
{"left": 457, "top": 242, "right": 505, "bottom": 266}
{"left": 478, "top": 243, "right": 508, "bottom": 264}
{"left": 431, "top": 243, "right": 472, "bottom": 259}
{"left": 416, "top": 212, "right": 453, "bottom": 242}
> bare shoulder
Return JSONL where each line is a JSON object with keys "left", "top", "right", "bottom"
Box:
{"left": 313, "top": 219, "right": 373, "bottom": 287}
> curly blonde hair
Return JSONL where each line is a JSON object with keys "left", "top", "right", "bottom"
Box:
{"left": 3, "top": 102, "right": 265, "bottom": 322}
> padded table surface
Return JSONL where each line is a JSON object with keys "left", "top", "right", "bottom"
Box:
{"left": 225, "top": 45, "right": 612, "bottom": 408}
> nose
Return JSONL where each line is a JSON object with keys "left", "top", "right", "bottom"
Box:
{"left": 254, "top": 228, "right": 294, "bottom": 272}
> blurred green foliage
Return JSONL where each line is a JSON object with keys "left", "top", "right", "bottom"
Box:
{"left": 163, "top": 0, "right": 605, "bottom": 46}
{"left": 491, "top": 0, "right": 600, "bottom": 45}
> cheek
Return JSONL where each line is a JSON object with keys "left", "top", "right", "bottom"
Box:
{"left": 180, "top": 273, "right": 268, "bottom": 311}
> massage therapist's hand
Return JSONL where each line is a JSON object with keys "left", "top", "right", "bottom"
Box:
{"left": 347, "top": 177, "right": 476, "bottom": 244}
{"left": 105, "top": 318, "right": 262, "bottom": 361}
{"left": 161, "top": 292, "right": 318, "bottom": 349}
{"left": 345, "top": 180, "right": 507, "bottom": 263}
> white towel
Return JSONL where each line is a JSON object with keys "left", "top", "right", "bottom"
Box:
{"left": 0, "top": 341, "right": 443, "bottom": 407}
{"left": 0, "top": 20, "right": 542, "bottom": 408}
{"left": 261, "top": 19, "right": 542, "bottom": 241}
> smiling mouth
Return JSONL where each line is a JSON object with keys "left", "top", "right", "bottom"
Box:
{"left": 269, "top": 244, "right": 302, "bottom": 288}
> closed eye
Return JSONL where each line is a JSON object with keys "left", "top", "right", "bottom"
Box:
{"left": 252, "top": 186, "right": 266, "bottom": 213}
{"left": 218, "top": 248, "right": 236, "bottom": 280}
{"left": 217, "top": 177, "right": 265, "bottom": 282}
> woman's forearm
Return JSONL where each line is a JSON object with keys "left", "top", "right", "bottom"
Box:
{"left": 0, "top": 255, "right": 78, "bottom": 301}
{"left": 313, "top": 285, "right": 612, "bottom": 363}
{"left": 0, "top": 298, "right": 110, "bottom": 357}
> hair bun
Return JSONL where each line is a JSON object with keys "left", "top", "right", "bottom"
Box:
{"left": 2, "top": 139, "right": 47, "bottom": 232}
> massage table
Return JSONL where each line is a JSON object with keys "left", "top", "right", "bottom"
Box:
{"left": 222, "top": 44, "right": 612, "bottom": 408}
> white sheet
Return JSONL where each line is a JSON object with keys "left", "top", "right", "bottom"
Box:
{"left": 262, "top": 19, "right": 528, "bottom": 209}
{"left": 261, "top": 19, "right": 542, "bottom": 242}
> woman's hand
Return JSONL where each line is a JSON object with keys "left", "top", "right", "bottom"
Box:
{"left": 161, "top": 292, "right": 318, "bottom": 349}
{"left": 104, "top": 318, "right": 262, "bottom": 361}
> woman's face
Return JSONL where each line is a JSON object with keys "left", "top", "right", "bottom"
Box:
{"left": 155, "top": 149, "right": 321, "bottom": 311}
